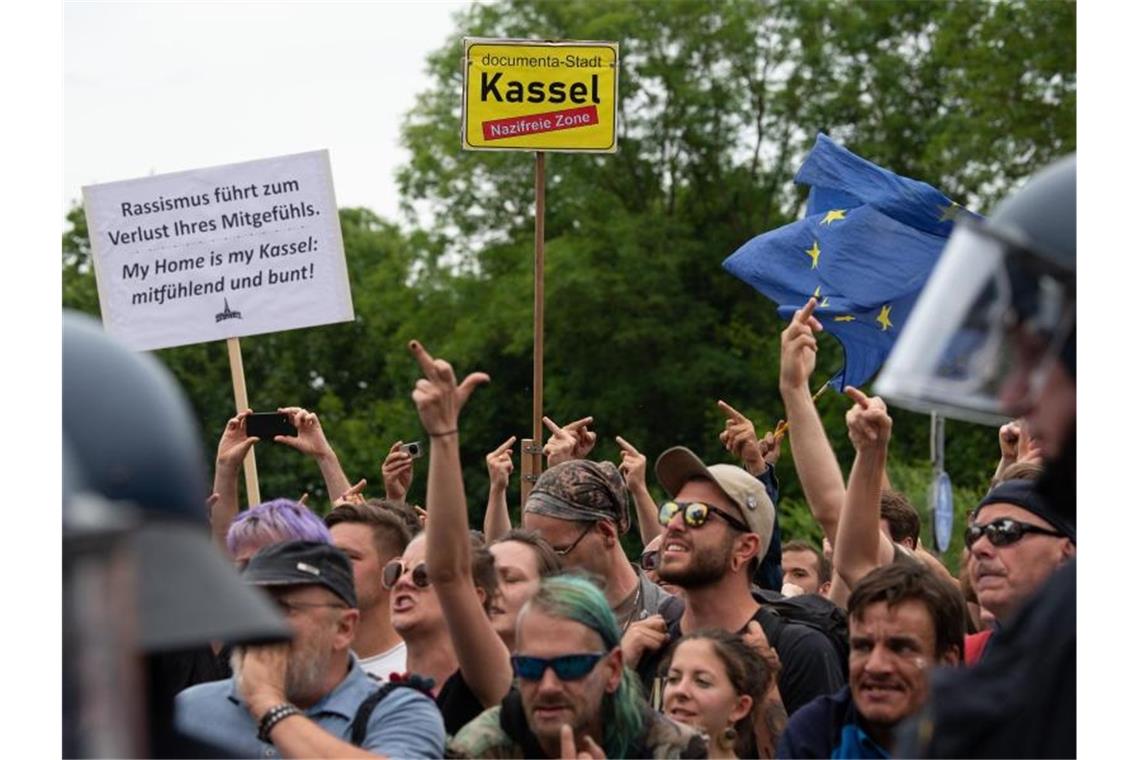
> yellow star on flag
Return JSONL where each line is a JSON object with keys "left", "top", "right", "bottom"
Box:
{"left": 812, "top": 286, "right": 830, "bottom": 307}
{"left": 834, "top": 315, "right": 855, "bottom": 322}
{"left": 876, "top": 305, "right": 893, "bottom": 331}
{"left": 820, "top": 209, "right": 847, "bottom": 226}
{"left": 804, "top": 241, "right": 822, "bottom": 270}
{"left": 938, "top": 202, "right": 965, "bottom": 222}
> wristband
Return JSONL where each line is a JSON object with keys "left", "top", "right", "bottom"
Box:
{"left": 428, "top": 429, "right": 459, "bottom": 438}
{"left": 258, "top": 703, "right": 302, "bottom": 743}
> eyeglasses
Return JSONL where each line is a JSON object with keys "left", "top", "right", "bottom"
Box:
{"left": 274, "top": 598, "right": 348, "bottom": 616}
{"left": 658, "top": 501, "right": 750, "bottom": 533}
{"left": 965, "top": 517, "right": 1065, "bottom": 549}
{"left": 381, "top": 559, "right": 430, "bottom": 590}
{"left": 640, "top": 548, "right": 659, "bottom": 572}
{"left": 512, "top": 652, "right": 607, "bottom": 681}
{"left": 552, "top": 523, "right": 594, "bottom": 557}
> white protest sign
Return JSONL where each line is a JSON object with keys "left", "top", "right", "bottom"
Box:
{"left": 83, "top": 150, "right": 353, "bottom": 351}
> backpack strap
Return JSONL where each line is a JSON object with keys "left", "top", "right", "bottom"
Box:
{"left": 350, "top": 673, "right": 435, "bottom": 747}
{"left": 754, "top": 605, "right": 787, "bottom": 650}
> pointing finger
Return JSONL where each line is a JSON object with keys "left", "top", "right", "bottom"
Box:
{"left": 407, "top": 340, "right": 438, "bottom": 378}
{"left": 563, "top": 416, "right": 594, "bottom": 432}
{"left": 457, "top": 371, "right": 491, "bottom": 399}
{"left": 717, "top": 399, "right": 747, "bottom": 422}
{"left": 615, "top": 435, "right": 639, "bottom": 454}
{"left": 844, "top": 385, "right": 871, "bottom": 409}
{"left": 493, "top": 435, "right": 517, "bottom": 455}
{"left": 542, "top": 416, "right": 563, "bottom": 435}
{"left": 794, "top": 296, "right": 818, "bottom": 324}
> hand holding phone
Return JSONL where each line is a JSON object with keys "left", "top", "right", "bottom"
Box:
{"left": 245, "top": 412, "right": 298, "bottom": 439}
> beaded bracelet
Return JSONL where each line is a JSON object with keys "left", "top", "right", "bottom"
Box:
{"left": 258, "top": 703, "right": 302, "bottom": 743}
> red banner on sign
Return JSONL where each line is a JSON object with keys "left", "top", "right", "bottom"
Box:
{"left": 481, "top": 106, "right": 599, "bottom": 141}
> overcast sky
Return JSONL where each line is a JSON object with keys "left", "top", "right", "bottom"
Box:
{"left": 64, "top": 1, "right": 474, "bottom": 225}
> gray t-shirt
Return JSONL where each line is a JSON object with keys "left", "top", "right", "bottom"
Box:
{"left": 175, "top": 654, "right": 444, "bottom": 758}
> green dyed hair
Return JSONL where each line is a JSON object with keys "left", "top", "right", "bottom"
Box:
{"left": 519, "top": 574, "right": 646, "bottom": 757}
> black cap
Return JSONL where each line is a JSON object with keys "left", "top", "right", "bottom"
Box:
{"left": 975, "top": 479, "right": 1076, "bottom": 543}
{"left": 244, "top": 541, "right": 358, "bottom": 608}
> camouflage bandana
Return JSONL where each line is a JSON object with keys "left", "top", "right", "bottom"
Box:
{"left": 524, "top": 460, "right": 631, "bottom": 535}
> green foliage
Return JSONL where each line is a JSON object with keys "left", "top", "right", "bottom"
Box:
{"left": 63, "top": 0, "right": 1074, "bottom": 554}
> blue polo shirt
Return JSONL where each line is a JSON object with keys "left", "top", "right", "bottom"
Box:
{"left": 175, "top": 654, "right": 445, "bottom": 758}
{"left": 777, "top": 686, "right": 889, "bottom": 759}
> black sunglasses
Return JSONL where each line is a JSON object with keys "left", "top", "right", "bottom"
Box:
{"left": 382, "top": 559, "right": 430, "bottom": 590}
{"left": 658, "top": 500, "right": 750, "bottom": 533}
{"left": 512, "top": 652, "right": 607, "bottom": 681}
{"left": 965, "top": 517, "right": 1065, "bottom": 549}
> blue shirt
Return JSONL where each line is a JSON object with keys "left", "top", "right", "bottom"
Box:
{"left": 175, "top": 654, "right": 445, "bottom": 758}
{"left": 777, "top": 686, "right": 889, "bottom": 759}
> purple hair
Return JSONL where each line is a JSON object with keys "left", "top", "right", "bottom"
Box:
{"left": 226, "top": 498, "right": 332, "bottom": 557}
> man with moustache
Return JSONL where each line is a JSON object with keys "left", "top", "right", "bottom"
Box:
{"left": 176, "top": 541, "right": 445, "bottom": 758}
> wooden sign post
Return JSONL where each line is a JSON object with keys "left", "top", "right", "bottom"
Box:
{"left": 226, "top": 337, "right": 261, "bottom": 507}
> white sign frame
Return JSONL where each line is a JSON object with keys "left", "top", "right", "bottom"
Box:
{"left": 83, "top": 150, "right": 353, "bottom": 351}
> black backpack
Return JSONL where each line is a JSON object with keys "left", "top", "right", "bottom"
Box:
{"left": 753, "top": 589, "right": 850, "bottom": 679}
{"left": 349, "top": 673, "right": 435, "bottom": 746}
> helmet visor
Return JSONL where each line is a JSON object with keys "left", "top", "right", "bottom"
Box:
{"left": 875, "top": 221, "right": 1074, "bottom": 425}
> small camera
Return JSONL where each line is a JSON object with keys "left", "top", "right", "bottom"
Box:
{"left": 400, "top": 441, "right": 423, "bottom": 459}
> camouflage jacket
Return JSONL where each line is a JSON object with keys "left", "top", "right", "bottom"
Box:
{"left": 446, "top": 690, "right": 707, "bottom": 759}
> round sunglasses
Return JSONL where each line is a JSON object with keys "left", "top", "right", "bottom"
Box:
{"left": 964, "top": 517, "right": 1065, "bottom": 549}
{"left": 657, "top": 500, "right": 750, "bottom": 533}
{"left": 381, "top": 559, "right": 430, "bottom": 590}
{"left": 511, "top": 652, "right": 607, "bottom": 681}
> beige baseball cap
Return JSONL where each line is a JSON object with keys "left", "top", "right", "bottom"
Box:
{"left": 654, "top": 446, "right": 775, "bottom": 555}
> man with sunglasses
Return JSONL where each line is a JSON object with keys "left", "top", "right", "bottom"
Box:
{"left": 632, "top": 446, "right": 845, "bottom": 719}
{"left": 176, "top": 540, "right": 445, "bottom": 758}
{"left": 962, "top": 478, "right": 1075, "bottom": 664}
{"left": 447, "top": 575, "right": 705, "bottom": 758}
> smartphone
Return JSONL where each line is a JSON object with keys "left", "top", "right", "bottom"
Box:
{"left": 400, "top": 441, "right": 424, "bottom": 459}
{"left": 245, "top": 412, "right": 297, "bottom": 438}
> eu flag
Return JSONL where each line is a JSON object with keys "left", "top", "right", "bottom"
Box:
{"left": 723, "top": 133, "right": 978, "bottom": 390}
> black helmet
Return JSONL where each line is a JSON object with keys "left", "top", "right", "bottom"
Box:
{"left": 875, "top": 155, "right": 1075, "bottom": 425}
{"left": 63, "top": 310, "right": 289, "bottom": 651}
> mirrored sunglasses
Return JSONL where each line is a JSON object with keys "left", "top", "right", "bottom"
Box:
{"left": 511, "top": 652, "right": 607, "bottom": 681}
{"left": 657, "top": 500, "right": 750, "bottom": 533}
{"left": 964, "top": 517, "right": 1064, "bottom": 549}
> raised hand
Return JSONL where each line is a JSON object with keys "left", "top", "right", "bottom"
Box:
{"left": 486, "top": 435, "right": 517, "bottom": 493}
{"left": 844, "top": 386, "right": 892, "bottom": 451}
{"left": 560, "top": 724, "right": 606, "bottom": 759}
{"left": 382, "top": 440, "right": 415, "bottom": 501}
{"left": 717, "top": 400, "right": 784, "bottom": 475}
{"left": 216, "top": 409, "right": 259, "bottom": 472}
{"left": 408, "top": 340, "right": 490, "bottom": 436}
{"left": 620, "top": 614, "right": 668, "bottom": 668}
{"left": 615, "top": 435, "right": 647, "bottom": 491}
{"left": 779, "top": 297, "right": 823, "bottom": 392}
{"left": 275, "top": 407, "right": 334, "bottom": 458}
{"left": 542, "top": 415, "right": 596, "bottom": 466}
{"left": 333, "top": 478, "right": 367, "bottom": 507}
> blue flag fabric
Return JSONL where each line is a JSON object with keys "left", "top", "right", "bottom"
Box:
{"left": 723, "top": 133, "right": 978, "bottom": 390}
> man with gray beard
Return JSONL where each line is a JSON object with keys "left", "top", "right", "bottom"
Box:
{"left": 176, "top": 541, "right": 445, "bottom": 758}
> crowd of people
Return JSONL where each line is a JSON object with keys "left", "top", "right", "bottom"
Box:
{"left": 63, "top": 155, "right": 1076, "bottom": 758}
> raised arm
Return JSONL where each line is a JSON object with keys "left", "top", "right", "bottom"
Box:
{"left": 778, "top": 298, "right": 846, "bottom": 545}
{"left": 276, "top": 407, "right": 354, "bottom": 502}
{"left": 832, "top": 387, "right": 895, "bottom": 590}
{"left": 616, "top": 436, "right": 661, "bottom": 545}
{"left": 408, "top": 340, "right": 512, "bottom": 709}
{"left": 483, "top": 435, "right": 517, "bottom": 541}
{"left": 210, "top": 409, "right": 258, "bottom": 553}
